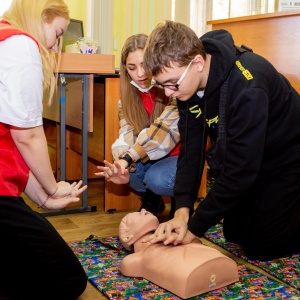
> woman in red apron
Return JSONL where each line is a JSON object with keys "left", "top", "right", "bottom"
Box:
{"left": 0, "top": 1, "right": 87, "bottom": 299}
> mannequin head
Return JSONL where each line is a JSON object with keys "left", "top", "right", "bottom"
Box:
{"left": 119, "top": 209, "right": 159, "bottom": 251}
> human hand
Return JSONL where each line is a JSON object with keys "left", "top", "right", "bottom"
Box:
{"left": 95, "top": 160, "right": 129, "bottom": 184}
{"left": 40, "top": 180, "right": 87, "bottom": 210}
{"left": 51, "top": 180, "right": 87, "bottom": 199}
{"left": 142, "top": 208, "right": 190, "bottom": 246}
{"left": 181, "top": 230, "right": 198, "bottom": 245}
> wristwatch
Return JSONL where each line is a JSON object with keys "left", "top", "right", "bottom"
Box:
{"left": 120, "top": 153, "right": 133, "bottom": 169}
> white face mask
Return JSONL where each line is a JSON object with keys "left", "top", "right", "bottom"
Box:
{"left": 130, "top": 80, "right": 153, "bottom": 93}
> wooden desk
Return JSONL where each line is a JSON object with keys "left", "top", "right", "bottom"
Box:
{"left": 43, "top": 53, "right": 116, "bottom": 215}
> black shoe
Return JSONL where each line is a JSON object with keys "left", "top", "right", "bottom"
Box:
{"left": 139, "top": 189, "right": 166, "bottom": 215}
{"left": 169, "top": 197, "right": 176, "bottom": 219}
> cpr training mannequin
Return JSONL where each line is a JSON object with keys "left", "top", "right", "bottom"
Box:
{"left": 119, "top": 209, "right": 239, "bottom": 299}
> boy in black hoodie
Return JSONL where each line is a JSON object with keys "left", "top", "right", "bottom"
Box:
{"left": 142, "top": 20, "right": 300, "bottom": 260}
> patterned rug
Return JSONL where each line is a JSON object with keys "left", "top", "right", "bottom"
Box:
{"left": 204, "top": 223, "right": 300, "bottom": 291}
{"left": 69, "top": 235, "right": 300, "bottom": 299}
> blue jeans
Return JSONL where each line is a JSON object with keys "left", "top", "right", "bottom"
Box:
{"left": 128, "top": 156, "right": 178, "bottom": 197}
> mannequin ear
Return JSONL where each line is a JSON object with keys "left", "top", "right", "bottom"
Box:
{"left": 122, "top": 234, "right": 134, "bottom": 243}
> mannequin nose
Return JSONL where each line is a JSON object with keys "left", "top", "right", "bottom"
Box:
{"left": 140, "top": 208, "right": 147, "bottom": 215}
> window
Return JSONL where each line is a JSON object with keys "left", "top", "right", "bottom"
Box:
{"left": 210, "top": 0, "right": 276, "bottom": 20}
{"left": 0, "top": 0, "right": 12, "bottom": 16}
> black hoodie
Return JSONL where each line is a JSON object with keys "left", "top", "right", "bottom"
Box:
{"left": 174, "top": 30, "right": 300, "bottom": 238}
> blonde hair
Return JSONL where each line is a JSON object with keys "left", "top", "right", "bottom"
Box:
{"left": 120, "top": 33, "right": 166, "bottom": 134}
{"left": 2, "top": 0, "right": 70, "bottom": 102}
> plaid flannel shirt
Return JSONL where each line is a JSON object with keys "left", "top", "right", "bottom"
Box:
{"left": 112, "top": 97, "right": 180, "bottom": 163}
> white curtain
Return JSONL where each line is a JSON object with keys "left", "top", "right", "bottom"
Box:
{"left": 86, "top": 0, "right": 113, "bottom": 55}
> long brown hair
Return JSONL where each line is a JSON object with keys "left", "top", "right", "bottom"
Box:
{"left": 120, "top": 33, "right": 166, "bottom": 135}
{"left": 2, "top": 0, "right": 70, "bottom": 103}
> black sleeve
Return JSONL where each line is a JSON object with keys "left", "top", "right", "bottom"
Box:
{"left": 174, "top": 97, "right": 207, "bottom": 212}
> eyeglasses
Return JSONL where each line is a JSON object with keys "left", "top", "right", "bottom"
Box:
{"left": 151, "top": 59, "right": 194, "bottom": 91}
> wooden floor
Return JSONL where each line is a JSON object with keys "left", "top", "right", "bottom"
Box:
{"left": 24, "top": 178, "right": 293, "bottom": 299}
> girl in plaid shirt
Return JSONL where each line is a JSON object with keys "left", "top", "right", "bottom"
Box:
{"left": 96, "top": 34, "right": 180, "bottom": 216}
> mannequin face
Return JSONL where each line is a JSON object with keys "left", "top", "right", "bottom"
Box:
{"left": 126, "top": 49, "right": 152, "bottom": 89}
{"left": 119, "top": 209, "right": 159, "bottom": 251}
{"left": 121, "top": 209, "right": 158, "bottom": 233}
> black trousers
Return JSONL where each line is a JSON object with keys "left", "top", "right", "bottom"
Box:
{"left": 223, "top": 170, "right": 300, "bottom": 261}
{"left": 0, "top": 197, "right": 87, "bottom": 300}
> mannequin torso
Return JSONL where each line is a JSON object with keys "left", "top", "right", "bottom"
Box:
{"left": 119, "top": 210, "right": 239, "bottom": 299}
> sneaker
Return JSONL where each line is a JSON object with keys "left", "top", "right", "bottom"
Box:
{"left": 139, "top": 189, "right": 166, "bottom": 215}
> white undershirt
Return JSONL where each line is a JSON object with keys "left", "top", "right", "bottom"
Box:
{"left": 0, "top": 34, "right": 43, "bottom": 128}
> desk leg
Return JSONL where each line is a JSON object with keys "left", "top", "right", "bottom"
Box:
{"left": 41, "top": 74, "right": 96, "bottom": 216}
{"left": 60, "top": 75, "right": 67, "bottom": 180}
{"left": 81, "top": 75, "right": 89, "bottom": 207}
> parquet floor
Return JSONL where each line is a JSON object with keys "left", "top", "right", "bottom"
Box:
{"left": 24, "top": 178, "right": 290, "bottom": 299}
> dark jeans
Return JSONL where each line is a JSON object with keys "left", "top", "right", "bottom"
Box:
{"left": 0, "top": 197, "right": 87, "bottom": 300}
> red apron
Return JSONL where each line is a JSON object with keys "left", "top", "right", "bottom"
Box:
{"left": 0, "top": 21, "right": 39, "bottom": 196}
